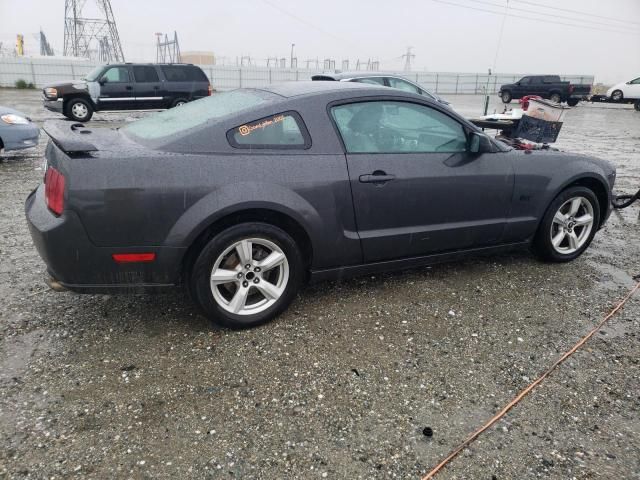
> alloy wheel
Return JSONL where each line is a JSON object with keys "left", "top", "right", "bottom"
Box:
{"left": 550, "top": 196, "right": 594, "bottom": 254}
{"left": 72, "top": 102, "right": 88, "bottom": 119}
{"left": 209, "top": 238, "right": 289, "bottom": 315}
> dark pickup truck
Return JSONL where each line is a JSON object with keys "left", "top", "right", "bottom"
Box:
{"left": 499, "top": 75, "right": 591, "bottom": 106}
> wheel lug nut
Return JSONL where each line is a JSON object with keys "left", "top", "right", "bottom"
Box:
{"left": 242, "top": 281, "right": 249, "bottom": 288}
{"left": 245, "top": 264, "right": 251, "bottom": 269}
{"left": 237, "top": 272, "right": 243, "bottom": 278}
{"left": 253, "top": 278, "right": 260, "bottom": 284}
{"left": 254, "top": 267, "right": 261, "bottom": 272}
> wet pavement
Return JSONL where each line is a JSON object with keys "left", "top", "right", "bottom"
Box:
{"left": 0, "top": 89, "right": 639, "bottom": 479}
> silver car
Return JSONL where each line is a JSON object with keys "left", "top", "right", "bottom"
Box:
{"left": 311, "top": 71, "right": 451, "bottom": 107}
{"left": 0, "top": 106, "right": 39, "bottom": 153}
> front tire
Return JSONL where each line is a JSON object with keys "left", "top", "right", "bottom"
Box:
{"left": 532, "top": 186, "right": 600, "bottom": 262}
{"left": 634, "top": 100, "right": 640, "bottom": 112}
{"left": 501, "top": 91, "right": 512, "bottom": 103}
{"left": 64, "top": 98, "right": 93, "bottom": 122}
{"left": 549, "top": 93, "right": 562, "bottom": 104}
{"left": 611, "top": 90, "right": 623, "bottom": 102}
{"left": 191, "top": 223, "right": 304, "bottom": 329}
{"left": 567, "top": 98, "right": 579, "bottom": 107}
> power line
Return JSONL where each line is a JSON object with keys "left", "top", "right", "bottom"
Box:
{"left": 432, "top": 0, "right": 640, "bottom": 36}
{"left": 511, "top": 0, "right": 640, "bottom": 27}
{"left": 465, "top": 0, "right": 640, "bottom": 33}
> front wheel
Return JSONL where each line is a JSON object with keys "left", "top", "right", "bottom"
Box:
{"left": 567, "top": 98, "right": 579, "bottom": 107}
{"left": 65, "top": 98, "right": 93, "bottom": 122}
{"left": 611, "top": 90, "right": 623, "bottom": 102}
{"left": 532, "top": 186, "right": 600, "bottom": 262}
{"left": 190, "top": 223, "right": 304, "bottom": 329}
{"left": 501, "top": 91, "right": 512, "bottom": 103}
{"left": 549, "top": 93, "right": 562, "bottom": 104}
{"left": 634, "top": 100, "right": 640, "bottom": 112}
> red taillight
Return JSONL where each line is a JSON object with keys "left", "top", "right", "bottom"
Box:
{"left": 208, "top": 84, "right": 213, "bottom": 96}
{"left": 44, "top": 166, "right": 65, "bottom": 216}
{"left": 112, "top": 253, "right": 156, "bottom": 264}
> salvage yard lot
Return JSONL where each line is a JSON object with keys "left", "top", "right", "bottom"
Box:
{"left": 1, "top": 89, "right": 639, "bottom": 479}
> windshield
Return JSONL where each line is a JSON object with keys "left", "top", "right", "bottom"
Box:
{"left": 84, "top": 66, "right": 106, "bottom": 82}
{"left": 123, "top": 90, "right": 267, "bottom": 141}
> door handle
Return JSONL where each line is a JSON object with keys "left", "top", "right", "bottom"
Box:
{"left": 359, "top": 171, "right": 396, "bottom": 184}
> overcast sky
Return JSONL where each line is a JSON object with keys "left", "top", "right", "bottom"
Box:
{"left": 1, "top": 0, "right": 639, "bottom": 84}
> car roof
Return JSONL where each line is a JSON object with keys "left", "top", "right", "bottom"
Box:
{"left": 311, "top": 71, "right": 411, "bottom": 81}
{"left": 257, "top": 80, "right": 386, "bottom": 98}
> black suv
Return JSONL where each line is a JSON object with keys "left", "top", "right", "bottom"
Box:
{"left": 42, "top": 63, "right": 212, "bottom": 122}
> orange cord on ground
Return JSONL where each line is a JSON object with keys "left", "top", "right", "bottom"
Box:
{"left": 421, "top": 281, "right": 640, "bottom": 480}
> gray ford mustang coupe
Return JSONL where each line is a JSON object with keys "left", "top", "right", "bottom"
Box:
{"left": 26, "top": 81, "right": 616, "bottom": 328}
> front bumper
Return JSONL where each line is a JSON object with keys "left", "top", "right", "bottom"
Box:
{"left": 25, "top": 185, "right": 184, "bottom": 293}
{"left": 1, "top": 123, "right": 39, "bottom": 151}
{"left": 43, "top": 98, "right": 64, "bottom": 114}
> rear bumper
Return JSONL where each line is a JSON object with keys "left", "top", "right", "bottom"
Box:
{"left": 25, "top": 185, "right": 185, "bottom": 293}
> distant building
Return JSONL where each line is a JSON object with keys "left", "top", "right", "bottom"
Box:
{"left": 180, "top": 51, "right": 215, "bottom": 65}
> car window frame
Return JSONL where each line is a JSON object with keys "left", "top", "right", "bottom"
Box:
{"left": 387, "top": 76, "right": 423, "bottom": 95}
{"left": 519, "top": 77, "right": 531, "bottom": 85}
{"left": 327, "top": 97, "right": 471, "bottom": 156}
{"left": 101, "top": 66, "right": 131, "bottom": 84}
{"left": 226, "top": 110, "right": 312, "bottom": 150}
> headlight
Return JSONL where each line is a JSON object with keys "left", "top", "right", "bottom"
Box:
{"left": 44, "top": 87, "right": 58, "bottom": 99}
{"left": 1, "top": 114, "right": 29, "bottom": 125}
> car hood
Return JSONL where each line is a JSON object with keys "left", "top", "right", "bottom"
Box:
{"left": 44, "top": 79, "right": 87, "bottom": 88}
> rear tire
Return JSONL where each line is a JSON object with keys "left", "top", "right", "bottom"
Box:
{"left": 171, "top": 98, "right": 188, "bottom": 108}
{"left": 190, "top": 223, "right": 304, "bottom": 329}
{"left": 532, "top": 186, "right": 600, "bottom": 263}
{"left": 550, "top": 93, "right": 562, "bottom": 104}
{"left": 567, "top": 98, "right": 579, "bottom": 107}
{"left": 611, "top": 90, "right": 623, "bottom": 102}
{"left": 501, "top": 91, "right": 512, "bottom": 103}
{"left": 634, "top": 100, "right": 640, "bottom": 112}
{"left": 64, "top": 98, "right": 93, "bottom": 122}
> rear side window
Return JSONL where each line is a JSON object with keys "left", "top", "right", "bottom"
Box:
{"left": 133, "top": 66, "right": 159, "bottom": 83}
{"left": 227, "top": 112, "right": 310, "bottom": 149}
{"left": 388, "top": 77, "right": 421, "bottom": 94}
{"left": 161, "top": 66, "right": 208, "bottom": 82}
{"left": 352, "top": 77, "right": 385, "bottom": 86}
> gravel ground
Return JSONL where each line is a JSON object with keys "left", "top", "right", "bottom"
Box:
{"left": 0, "top": 89, "right": 639, "bottom": 480}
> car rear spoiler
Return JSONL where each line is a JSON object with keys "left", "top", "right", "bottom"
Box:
{"left": 43, "top": 120, "right": 98, "bottom": 153}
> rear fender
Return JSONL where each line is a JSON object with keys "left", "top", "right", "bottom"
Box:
{"left": 165, "top": 181, "right": 323, "bottom": 252}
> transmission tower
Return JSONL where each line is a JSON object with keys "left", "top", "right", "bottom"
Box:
{"left": 402, "top": 46, "right": 415, "bottom": 72}
{"left": 63, "top": 0, "right": 124, "bottom": 62}
{"left": 156, "top": 32, "right": 181, "bottom": 63}
{"left": 40, "top": 30, "right": 55, "bottom": 56}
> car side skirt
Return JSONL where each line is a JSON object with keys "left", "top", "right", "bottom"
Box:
{"left": 308, "top": 241, "right": 531, "bottom": 283}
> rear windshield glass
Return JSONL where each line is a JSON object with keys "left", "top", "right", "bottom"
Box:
{"left": 123, "top": 90, "right": 266, "bottom": 141}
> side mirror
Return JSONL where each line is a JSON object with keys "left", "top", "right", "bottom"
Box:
{"left": 468, "top": 131, "right": 492, "bottom": 154}
{"left": 99, "top": 77, "right": 107, "bottom": 85}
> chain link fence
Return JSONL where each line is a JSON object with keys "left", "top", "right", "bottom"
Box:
{"left": 0, "top": 57, "right": 594, "bottom": 95}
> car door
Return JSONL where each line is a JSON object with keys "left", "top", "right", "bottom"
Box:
{"left": 132, "top": 65, "right": 164, "bottom": 109}
{"left": 625, "top": 76, "right": 640, "bottom": 99}
{"left": 97, "top": 65, "right": 134, "bottom": 110}
{"left": 331, "top": 100, "right": 514, "bottom": 263}
{"left": 514, "top": 76, "right": 530, "bottom": 98}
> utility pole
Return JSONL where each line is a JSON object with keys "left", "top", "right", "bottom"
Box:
{"left": 402, "top": 46, "right": 415, "bottom": 72}
{"left": 290, "top": 43, "right": 295, "bottom": 68}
